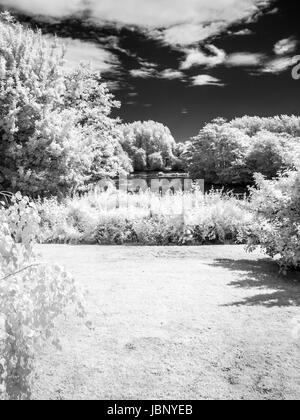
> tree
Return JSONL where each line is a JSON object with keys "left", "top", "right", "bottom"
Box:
{"left": 149, "top": 152, "right": 164, "bottom": 171}
{"left": 63, "top": 66, "right": 132, "bottom": 181}
{"left": 0, "top": 13, "right": 131, "bottom": 196}
{"left": 230, "top": 115, "right": 300, "bottom": 137}
{"left": 120, "top": 120, "right": 179, "bottom": 172}
{"left": 246, "top": 131, "right": 293, "bottom": 179}
{"left": 133, "top": 149, "right": 147, "bottom": 171}
{"left": 172, "top": 142, "right": 187, "bottom": 171}
{"left": 185, "top": 116, "right": 300, "bottom": 185}
{"left": 184, "top": 119, "right": 250, "bottom": 184}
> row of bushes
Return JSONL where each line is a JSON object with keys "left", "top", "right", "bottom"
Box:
{"left": 36, "top": 190, "right": 252, "bottom": 246}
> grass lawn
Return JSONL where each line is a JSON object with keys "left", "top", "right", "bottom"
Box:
{"left": 33, "top": 245, "right": 300, "bottom": 400}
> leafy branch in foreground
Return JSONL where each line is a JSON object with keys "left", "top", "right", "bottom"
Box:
{"left": 0, "top": 193, "right": 87, "bottom": 400}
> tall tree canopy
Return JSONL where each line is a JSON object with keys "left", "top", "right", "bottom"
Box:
{"left": 0, "top": 13, "right": 131, "bottom": 196}
{"left": 184, "top": 116, "right": 300, "bottom": 185}
{"left": 120, "top": 120, "right": 180, "bottom": 172}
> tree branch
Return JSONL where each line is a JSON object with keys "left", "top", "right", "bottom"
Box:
{"left": 1, "top": 263, "right": 47, "bottom": 282}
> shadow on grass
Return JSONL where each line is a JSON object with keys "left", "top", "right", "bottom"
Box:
{"left": 211, "top": 258, "right": 300, "bottom": 308}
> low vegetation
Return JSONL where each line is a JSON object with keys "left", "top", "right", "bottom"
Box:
{"left": 36, "top": 189, "right": 253, "bottom": 246}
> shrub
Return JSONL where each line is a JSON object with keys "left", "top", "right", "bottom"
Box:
{"left": 0, "top": 193, "right": 86, "bottom": 399}
{"left": 245, "top": 170, "right": 300, "bottom": 272}
{"left": 185, "top": 190, "right": 253, "bottom": 244}
{"left": 96, "top": 217, "right": 137, "bottom": 244}
{"left": 132, "top": 215, "right": 184, "bottom": 245}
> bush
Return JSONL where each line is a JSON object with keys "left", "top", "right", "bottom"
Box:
{"left": 132, "top": 215, "right": 184, "bottom": 245}
{"left": 96, "top": 217, "right": 137, "bottom": 244}
{"left": 0, "top": 193, "right": 86, "bottom": 399}
{"left": 185, "top": 190, "right": 253, "bottom": 244}
{"left": 245, "top": 170, "right": 300, "bottom": 272}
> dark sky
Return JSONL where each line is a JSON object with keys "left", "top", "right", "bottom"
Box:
{"left": 0, "top": 0, "right": 299, "bottom": 141}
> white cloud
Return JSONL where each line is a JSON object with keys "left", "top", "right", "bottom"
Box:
{"left": 267, "top": 7, "right": 279, "bottom": 15}
{"left": 181, "top": 48, "right": 266, "bottom": 70}
{"left": 137, "top": 59, "right": 157, "bottom": 69}
{"left": 105, "top": 80, "right": 125, "bottom": 91}
{"left": 130, "top": 64, "right": 184, "bottom": 81}
{"left": 226, "top": 52, "right": 265, "bottom": 67}
{"left": 231, "top": 28, "right": 253, "bottom": 36}
{"left": 63, "top": 38, "right": 120, "bottom": 74}
{"left": 129, "top": 59, "right": 157, "bottom": 78}
{"left": 2, "top": 0, "right": 275, "bottom": 83}
{"left": 2, "top": 0, "right": 273, "bottom": 48}
{"left": 181, "top": 45, "right": 226, "bottom": 70}
{"left": 130, "top": 68, "right": 156, "bottom": 78}
{"left": 102, "top": 0, "right": 266, "bottom": 28}
{"left": 159, "top": 69, "right": 184, "bottom": 80}
{"left": 161, "top": 22, "right": 227, "bottom": 47}
{"left": 261, "top": 56, "right": 295, "bottom": 74}
{"left": 1, "top": 0, "right": 82, "bottom": 16}
{"left": 274, "top": 38, "right": 298, "bottom": 56}
{"left": 192, "top": 75, "right": 225, "bottom": 86}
